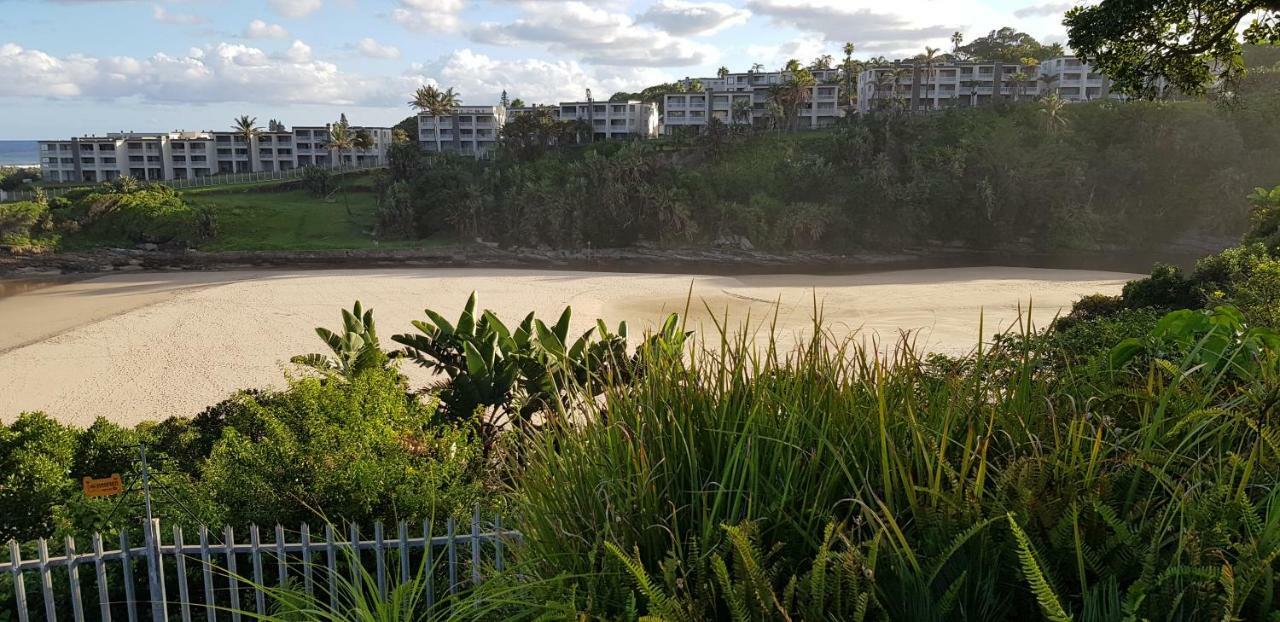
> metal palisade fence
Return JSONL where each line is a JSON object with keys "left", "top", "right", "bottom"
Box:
{"left": 3, "top": 507, "right": 518, "bottom": 621}
{"left": 0, "top": 163, "right": 387, "bottom": 204}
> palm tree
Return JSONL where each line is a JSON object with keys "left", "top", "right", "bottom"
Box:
{"left": 324, "top": 118, "right": 355, "bottom": 214}
{"left": 874, "top": 70, "right": 898, "bottom": 110}
{"left": 950, "top": 31, "right": 964, "bottom": 57}
{"left": 409, "top": 85, "right": 461, "bottom": 154}
{"left": 353, "top": 129, "right": 374, "bottom": 165}
{"left": 918, "top": 46, "right": 942, "bottom": 109}
{"left": 1010, "top": 71, "right": 1030, "bottom": 101}
{"left": 1038, "top": 72, "right": 1060, "bottom": 99}
{"left": 732, "top": 98, "right": 753, "bottom": 127}
{"left": 890, "top": 67, "right": 911, "bottom": 109}
{"left": 842, "top": 42, "right": 859, "bottom": 112}
{"left": 1040, "top": 93, "right": 1069, "bottom": 133}
{"left": 231, "top": 115, "right": 260, "bottom": 173}
{"left": 717, "top": 66, "right": 730, "bottom": 80}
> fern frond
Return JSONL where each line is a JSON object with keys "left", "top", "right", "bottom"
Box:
{"left": 1008, "top": 513, "right": 1073, "bottom": 622}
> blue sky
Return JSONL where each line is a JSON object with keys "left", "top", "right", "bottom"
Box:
{"left": 0, "top": 0, "right": 1079, "bottom": 138}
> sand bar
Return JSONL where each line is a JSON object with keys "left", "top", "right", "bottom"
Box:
{"left": 0, "top": 266, "right": 1138, "bottom": 426}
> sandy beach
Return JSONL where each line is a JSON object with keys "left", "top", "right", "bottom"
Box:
{"left": 0, "top": 266, "right": 1138, "bottom": 426}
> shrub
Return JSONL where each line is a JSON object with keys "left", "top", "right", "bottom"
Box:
{"left": 0, "top": 200, "right": 52, "bottom": 246}
{"left": 0, "top": 413, "right": 76, "bottom": 542}
{"left": 1120, "top": 263, "right": 1199, "bottom": 310}
{"left": 199, "top": 366, "right": 486, "bottom": 527}
{"left": 302, "top": 165, "right": 333, "bottom": 197}
{"left": 54, "top": 183, "right": 214, "bottom": 246}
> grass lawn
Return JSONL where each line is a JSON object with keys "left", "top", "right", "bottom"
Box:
{"left": 186, "top": 184, "right": 443, "bottom": 252}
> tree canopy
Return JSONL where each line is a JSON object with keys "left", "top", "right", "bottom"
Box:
{"left": 1066, "top": 0, "right": 1280, "bottom": 96}
{"left": 955, "top": 27, "right": 1066, "bottom": 63}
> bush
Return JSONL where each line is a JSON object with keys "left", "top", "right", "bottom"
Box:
{"left": 0, "top": 413, "right": 76, "bottom": 542}
{"left": 200, "top": 366, "right": 487, "bottom": 527}
{"left": 1120, "top": 263, "right": 1199, "bottom": 309}
{"left": 49, "top": 182, "right": 214, "bottom": 246}
{"left": 0, "top": 200, "right": 53, "bottom": 247}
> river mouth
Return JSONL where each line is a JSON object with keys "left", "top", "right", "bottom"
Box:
{"left": 0, "top": 266, "right": 1140, "bottom": 427}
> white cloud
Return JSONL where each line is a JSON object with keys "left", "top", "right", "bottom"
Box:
{"left": 636, "top": 0, "right": 750, "bottom": 36}
{"left": 0, "top": 41, "right": 413, "bottom": 107}
{"left": 746, "top": 0, "right": 1073, "bottom": 57}
{"left": 745, "top": 38, "right": 840, "bottom": 70}
{"left": 405, "top": 48, "right": 670, "bottom": 106}
{"left": 1013, "top": 2, "right": 1075, "bottom": 19}
{"left": 244, "top": 19, "right": 291, "bottom": 39}
{"left": 151, "top": 5, "right": 208, "bottom": 26}
{"left": 469, "top": 1, "right": 716, "bottom": 67}
{"left": 282, "top": 40, "right": 312, "bottom": 63}
{"left": 356, "top": 37, "right": 401, "bottom": 59}
{"left": 268, "top": 0, "right": 322, "bottom": 18}
{"left": 391, "top": 0, "right": 466, "bottom": 33}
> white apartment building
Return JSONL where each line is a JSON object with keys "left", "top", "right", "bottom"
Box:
{"left": 41, "top": 123, "right": 392, "bottom": 183}
{"left": 556, "top": 100, "right": 660, "bottom": 140}
{"left": 856, "top": 56, "right": 1115, "bottom": 113}
{"left": 417, "top": 105, "right": 506, "bottom": 159}
{"left": 663, "top": 68, "right": 847, "bottom": 134}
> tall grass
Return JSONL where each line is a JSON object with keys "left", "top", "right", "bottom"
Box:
{"left": 486, "top": 313, "right": 1280, "bottom": 620}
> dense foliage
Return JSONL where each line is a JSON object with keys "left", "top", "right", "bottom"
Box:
{"left": 3, "top": 178, "right": 216, "bottom": 249}
{"left": 1066, "top": 1, "right": 1279, "bottom": 95}
{"left": 377, "top": 96, "right": 1280, "bottom": 253}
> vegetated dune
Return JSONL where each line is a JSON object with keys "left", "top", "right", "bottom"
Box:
{"left": 0, "top": 266, "right": 1137, "bottom": 426}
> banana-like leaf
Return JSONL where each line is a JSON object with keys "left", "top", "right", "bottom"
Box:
{"left": 553, "top": 306, "right": 573, "bottom": 341}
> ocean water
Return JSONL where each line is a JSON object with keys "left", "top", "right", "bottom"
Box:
{"left": 0, "top": 140, "right": 39, "bottom": 167}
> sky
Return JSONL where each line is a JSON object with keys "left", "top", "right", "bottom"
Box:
{"left": 0, "top": 0, "right": 1082, "bottom": 138}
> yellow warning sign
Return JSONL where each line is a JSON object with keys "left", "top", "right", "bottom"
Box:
{"left": 82, "top": 474, "right": 124, "bottom": 498}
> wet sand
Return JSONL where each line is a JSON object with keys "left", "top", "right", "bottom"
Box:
{"left": 0, "top": 267, "right": 1138, "bottom": 426}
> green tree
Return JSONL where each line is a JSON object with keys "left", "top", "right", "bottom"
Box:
{"left": 510, "top": 97, "right": 526, "bottom": 108}
{"left": 324, "top": 118, "right": 356, "bottom": 214}
{"left": 918, "top": 46, "right": 943, "bottom": 107}
{"left": 409, "top": 84, "right": 461, "bottom": 153}
{"left": 957, "top": 27, "right": 1063, "bottom": 63}
{"left": 1066, "top": 0, "right": 1280, "bottom": 96}
{"left": 231, "top": 115, "right": 261, "bottom": 173}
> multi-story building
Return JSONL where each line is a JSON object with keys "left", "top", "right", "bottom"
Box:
{"left": 417, "top": 105, "right": 506, "bottom": 159}
{"left": 40, "top": 123, "right": 391, "bottom": 182}
{"left": 556, "top": 100, "right": 660, "bottom": 140}
{"left": 856, "top": 56, "right": 1116, "bottom": 113}
{"left": 663, "top": 68, "right": 847, "bottom": 134}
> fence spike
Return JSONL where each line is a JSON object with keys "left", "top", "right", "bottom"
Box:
{"left": 10, "top": 539, "right": 30, "bottom": 622}
{"left": 119, "top": 530, "right": 138, "bottom": 622}
{"left": 300, "top": 523, "right": 315, "bottom": 598}
{"left": 172, "top": 525, "right": 192, "bottom": 622}
{"left": 397, "top": 521, "right": 409, "bottom": 586}
{"left": 92, "top": 534, "right": 110, "bottom": 622}
{"left": 471, "top": 505, "right": 482, "bottom": 585}
{"left": 250, "top": 525, "right": 265, "bottom": 615}
{"left": 447, "top": 517, "right": 457, "bottom": 596}
{"left": 224, "top": 525, "right": 241, "bottom": 622}
{"left": 37, "top": 537, "right": 56, "bottom": 622}
{"left": 374, "top": 521, "right": 387, "bottom": 600}
{"left": 274, "top": 524, "right": 287, "bottom": 588}
{"left": 199, "top": 527, "right": 215, "bottom": 622}
{"left": 65, "top": 536, "right": 85, "bottom": 622}
{"left": 424, "top": 519, "right": 434, "bottom": 612}
{"left": 325, "top": 524, "right": 338, "bottom": 610}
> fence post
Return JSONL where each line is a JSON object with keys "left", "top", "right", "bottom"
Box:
{"left": 65, "top": 536, "right": 85, "bottom": 622}
{"left": 143, "top": 518, "right": 167, "bottom": 622}
{"left": 9, "top": 540, "right": 30, "bottom": 622}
